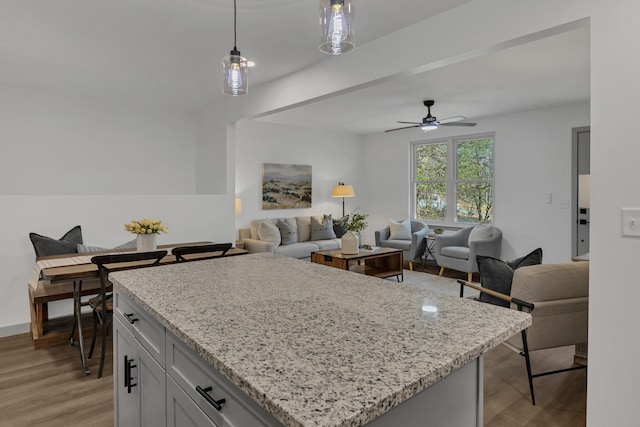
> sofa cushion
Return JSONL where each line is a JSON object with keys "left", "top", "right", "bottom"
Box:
{"left": 250, "top": 219, "right": 268, "bottom": 240}
{"left": 77, "top": 240, "right": 137, "bottom": 253}
{"left": 310, "top": 239, "right": 341, "bottom": 251}
{"left": 310, "top": 215, "right": 336, "bottom": 240}
{"left": 389, "top": 219, "right": 412, "bottom": 240}
{"left": 333, "top": 215, "right": 349, "bottom": 238}
{"left": 468, "top": 224, "right": 493, "bottom": 245}
{"left": 295, "top": 216, "right": 312, "bottom": 242}
{"left": 476, "top": 248, "right": 543, "bottom": 307}
{"left": 276, "top": 218, "right": 297, "bottom": 245}
{"left": 29, "top": 225, "right": 83, "bottom": 257}
{"left": 440, "top": 246, "right": 470, "bottom": 260}
{"left": 258, "top": 220, "right": 281, "bottom": 246}
{"left": 275, "top": 242, "right": 318, "bottom": 259}
{"left": 380, "top": 239, "right": 411, "bottom": 251}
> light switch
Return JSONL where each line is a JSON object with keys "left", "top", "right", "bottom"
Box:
{"left": 622, "top": 208, "right": 640, "bottom": 237}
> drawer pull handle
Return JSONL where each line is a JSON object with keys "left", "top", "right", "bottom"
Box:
{"left": 124, "top": 355, "right": 137, "bottom": 394}
{"left": 196, "top": 385, "right": 226, "bottom": 411}
{"left": 124, "top": 313, "right": 139, "bottom": 324}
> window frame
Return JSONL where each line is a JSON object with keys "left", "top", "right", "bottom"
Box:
{"left": 411, "top": 132, "right": 495, "bottom": 226}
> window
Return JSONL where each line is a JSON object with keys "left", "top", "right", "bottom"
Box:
{"left": 413, "top": 134, "right": 494, "bottom": 224}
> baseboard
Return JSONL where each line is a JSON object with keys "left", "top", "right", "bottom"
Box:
{"left": 0, "top": 322, "right": 30, "bottom": 338}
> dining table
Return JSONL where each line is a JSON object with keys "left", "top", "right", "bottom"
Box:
{"left": 28, "top": 241, "right": 247, "bottom": 374}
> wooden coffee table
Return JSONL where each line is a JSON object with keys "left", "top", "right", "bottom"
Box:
{"left": 311, "top": 247, "right": 403, "bottom": 282}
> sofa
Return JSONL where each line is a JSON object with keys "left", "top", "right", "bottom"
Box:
{"left": 238, "top": 215, "right": 342, "bottom": 260}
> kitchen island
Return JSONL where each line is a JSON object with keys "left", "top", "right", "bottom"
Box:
{"left": 110, "top": 253, "right": 531, "bottom": 427}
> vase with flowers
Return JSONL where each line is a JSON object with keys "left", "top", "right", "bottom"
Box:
{"left": 341, "top": 211, "right": 369, "bottom": 254}
{"left": 124, "top": 218, "right": 169, "bottom": 252}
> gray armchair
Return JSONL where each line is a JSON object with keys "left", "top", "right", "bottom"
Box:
{"left": 374, "top": 220, "right": 429, "bottom": 270}
{"left": 435, "top": 225, "right": 502, "bottom": 282}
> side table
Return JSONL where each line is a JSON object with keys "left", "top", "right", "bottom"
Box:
{"left": 423, "top": 235, "right": 437, "bottom": 266}
{"left": 235, "top": 240, "right": 246, "bottom": 249}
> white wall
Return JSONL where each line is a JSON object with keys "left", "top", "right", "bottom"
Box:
{"left": 235, "top": 120, "right": 366, "bottom": 236}
{"left": 0, "top": 86, "right": 197, "bottom": 194}
{"left": 0, "top": 86, "right": 236, "bottom": 335}
{"left": 364, "top": 102, "right": 589, "bottom": 263}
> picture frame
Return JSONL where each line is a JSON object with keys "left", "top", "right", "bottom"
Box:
{"left": 262, "top": 163, "right": 312, "bottom": 210}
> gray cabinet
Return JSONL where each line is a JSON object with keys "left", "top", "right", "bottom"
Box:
{"left": 113, "top": 289, "right": 281, "bottom": 427}
{"left": 114, "top": 316, "right": 166, "bottom": 427}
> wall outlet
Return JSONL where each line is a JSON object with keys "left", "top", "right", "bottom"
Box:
{"left": 559, "top": 199, "right": 570, "bottom": 209}
{"left": 622, "top": 208, "right": 640, "bottom": 237}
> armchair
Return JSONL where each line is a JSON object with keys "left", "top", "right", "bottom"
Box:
{"left": 458, "top": 261, "right": 589, "bottom": 405}
{"left": 374, "top": 220, "right": 429, "bottom": 270}
{"left": 435, "top": 225, "right": 502, "bottom": 282}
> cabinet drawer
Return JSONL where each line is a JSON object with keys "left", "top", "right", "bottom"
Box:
{"left": 114, "top": 290, "right": 166, "bottom": 367}
{"left": 166, "top": 333, "right": 282, "bottom": 427}
{"left": 167, "top": 376, "right": 218, "bottom": 427}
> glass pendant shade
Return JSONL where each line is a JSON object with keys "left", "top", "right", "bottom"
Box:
{"left": 222, "top": 50, "right": 248, "bottom": 96}
{"left": 319, "top": 0, "right": 354, "bottom": 55}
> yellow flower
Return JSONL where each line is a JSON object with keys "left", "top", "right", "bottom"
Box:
{"left": 125, "top": 218, "right": 168, "bottom": 234}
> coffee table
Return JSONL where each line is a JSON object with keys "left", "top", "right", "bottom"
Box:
{"left": 311, "top": 247, "right": 403, "bottom": 282}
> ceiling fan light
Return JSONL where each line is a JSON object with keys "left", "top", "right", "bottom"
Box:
{"left": 319, "top": 0, "right": 355, "bottom": 55}
{"left": 422, "top": 122, "right": 439, "bottom": 132}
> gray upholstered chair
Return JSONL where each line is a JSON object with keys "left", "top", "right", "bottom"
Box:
{"left": 374, "top": 220, "right": 429, "bottom": 270}
{"left": 434, "top": 225, "right": 502, "bottom": 282}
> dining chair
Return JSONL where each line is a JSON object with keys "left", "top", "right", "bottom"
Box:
{"left": 171, "top": 243, "right": 233, "bottom": 262}
{"left": 88, "top": 250, "right": 168, "bottom": 378}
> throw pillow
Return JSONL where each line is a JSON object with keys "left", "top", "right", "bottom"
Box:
{"left": 29, "top": 225, "right": 83, "bottom": 257}
{"left": 77, "top": 239, "right": 137, "bottom": 253}
{"left": 276, "top": 219, "right": 298, "bottom": 245}
{"left": 476, "top": 248, "right": 543, "bottom": 307}
{"left": 389, "top": 220, "right": 412, "bottom": 240}
{"left": 468, "top": 224, "right": 493, "bottom": 246}
{"left": 258, "top": 220, "right": 281, "bottom": 246}
{"left": 333, "top": 215, "right": 349, "bottom": 238}
{"left": 310, "top": 215, "right": 336, "bottom": 240}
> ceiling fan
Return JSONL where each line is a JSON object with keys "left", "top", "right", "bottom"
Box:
{"left": 385, "top": 100, "right": 477, "bottom": 133}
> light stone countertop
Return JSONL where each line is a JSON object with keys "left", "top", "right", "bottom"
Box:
{"left": 110, "top": 253, "right": 531, "bottom": 427}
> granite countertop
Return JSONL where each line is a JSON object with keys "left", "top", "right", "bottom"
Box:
{"left": 111, "top": 253, "right": 531, "bottom": 427}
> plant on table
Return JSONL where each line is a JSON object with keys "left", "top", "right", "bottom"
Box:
{"left": 344, "top": 211, "right": 369, "bottom": 233}
{"left": 124, "top": 218, "right": 169, "bottom": 234}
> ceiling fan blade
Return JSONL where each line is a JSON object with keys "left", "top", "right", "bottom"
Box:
{"left": 438, "top": 115, "right": 467, "bottom": 124}
{"left": 384, "top": 124, "right": 421, "bottom": 133}
{"left": 440, "top": 122, "right": 477, "bottom": 127}
{"left": 396, "top": 121, "right": 421, "bottom": 125}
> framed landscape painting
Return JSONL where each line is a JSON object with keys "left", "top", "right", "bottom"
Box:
{"left": 262, "top": 163, "right": 312, "bottom": 210}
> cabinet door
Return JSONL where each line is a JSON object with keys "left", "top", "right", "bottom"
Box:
{"left": 115, "top": 318, "right": 141, "bottom": 427}
{"left": 167, "top": 376, "right": 218, "bottom": 427}
{"left": 139, "top": 341, "right": 167, "bottom": 427}
{"left": 115, "top": 317, "right": 166, "bottom": 427}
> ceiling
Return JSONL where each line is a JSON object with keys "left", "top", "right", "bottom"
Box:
{"left": 0, "top": 0, "right": 589, "bottom": 134}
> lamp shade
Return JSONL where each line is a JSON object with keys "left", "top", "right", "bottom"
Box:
{"left": 332, "top": 184, "right": 355, "bottom": 198}
{"left": 235, "top": 198, "right": 243, "bottom": 216}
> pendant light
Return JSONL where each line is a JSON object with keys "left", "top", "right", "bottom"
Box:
{"left": 222, "top": 0, "right": 248, "bottom": 95}
{"left": 319, "top": 0, "right": 354, "bottom": 55}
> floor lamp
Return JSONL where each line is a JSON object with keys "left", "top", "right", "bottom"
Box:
{"left": 331, "top": 182, "right": 355, "bottom": 217}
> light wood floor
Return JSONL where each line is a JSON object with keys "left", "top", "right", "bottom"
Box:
{"left": 0, "top": 324, "right": 586, "bottom": 427}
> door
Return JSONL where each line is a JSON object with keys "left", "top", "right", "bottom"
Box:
{"left": 572, "top": 127, "right": 591, "bottom": 256}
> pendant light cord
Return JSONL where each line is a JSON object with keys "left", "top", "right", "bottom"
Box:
{"left": 233, "top": 0, "right": 237, "bottom": 51}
